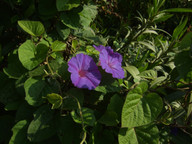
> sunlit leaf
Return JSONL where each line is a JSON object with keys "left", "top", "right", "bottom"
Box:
{"left": 18, "top": 21, "right": 45, "bottom": 36}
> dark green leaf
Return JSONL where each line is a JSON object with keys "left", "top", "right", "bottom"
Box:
{"left": 3, "top": 50, "right": 27, "bottom": 79}
{"left": 56, "top": 0, "right": 80, "bottom": 11}
{"left": 172, "top": 17, "right": 188, "bottom": 40}
{"left": 9, "top": 120, "right": 30, "bottom": 144}
{"left": 15, "top": 102, "right": 35, "bottom": 122}
{"left": 98, "top": 111, "right": 118, "bottom": 126}
{"left": 56, "top": 23, "right": 70, "bottom": 40}
{"left": 29, "top": 65, "right": 46, "bottom": 77}
{"left": 0, "top": 73, "right": 20, "bottom": 105}
{"left": 71, "top": 107, "right": 96, "bottom": 126}
{"left": 179, "top": 32, "right": 192, "bottom": 50}
{"left": 174, "top": 50, "right": 192, "bottom": 78}
{"left": 38, "top": 0, "right": 57, "bottom": 18}
{"left": 56, "top": 116, "right": 75, "bottom": 144}
{"left": 0, "top": 115, "right": 14, "bottom": 143}
{"left": 27, "top": 105, "right": 56, "bottom": 142}
{"left": 24, "top": 77, "right": 54, "bottom": 106}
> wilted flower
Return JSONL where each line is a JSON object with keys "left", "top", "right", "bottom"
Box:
{"left": 94, "top": 45, "right": 125, "bottom": 79}
{"left": 68, "top": 53, "right": 101, "bottom": 90}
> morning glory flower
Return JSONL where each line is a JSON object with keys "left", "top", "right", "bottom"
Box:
{"left": 68, "top": 53, "right": 101, "bottom": 90}
{"left": 94, "top": 45, "right": 125, "bottom": 79}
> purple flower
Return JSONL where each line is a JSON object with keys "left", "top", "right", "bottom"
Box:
{"left": 93, "top": 45, "right": 112, "bottom": 53}
{"left": 68, "top": 53, "right": 101, "bottom": 90}
{"left": 94, "top": 45, "right": 125, "bottom": 79}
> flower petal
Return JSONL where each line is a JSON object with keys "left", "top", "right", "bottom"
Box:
{"left": 68, "top": 53, "right": 101, "bottom": 90}
{"left": 99, "top": 46, "right": 125, "bottom": 79}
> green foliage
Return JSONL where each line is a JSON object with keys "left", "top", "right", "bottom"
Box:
{"left": 1, "top": 0, "right": 192, "bottom": 143}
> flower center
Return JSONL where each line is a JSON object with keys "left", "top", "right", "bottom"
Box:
{"left": 108, "top": 62, "right": 114, "bottom": 68}
{"left": 78, "top": 70, "right": 87, "bottom": 77}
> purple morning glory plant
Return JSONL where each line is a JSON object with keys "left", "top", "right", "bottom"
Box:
{"left": 94, "top": 45, "right": 125, "bottom": 79}
{"left": 68, "top": 53, "right": 101, "bottom": 90}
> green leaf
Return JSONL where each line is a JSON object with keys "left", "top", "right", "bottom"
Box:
{"left": 99, "top": 94, "right": 124, "bottom": 126}
{"left": 129, "top": 81, "right": 148, "bottom": 95}
{"left": 50, "top": 59, "right": 70, "bottom": 80}
{"left": 38, "top": 0, "right": 57, "bottom": 18}
{"left": 56, "top": 116, "right": 75, "bottom": 144}
{"left": 18, "top": 40, "right": 48, "bottom": 70}
{"left": 29, "top": 65, "right": 46, "bottom": 77}
{"left": 27, "top": 105, "right": 56, "bottom": 142}
{"left": 78, "top": 4, "right": 98, "bottom": 27}
{"left": 56, "top": 0, "right": 80, "bottom": 11}
{"left": 47, "top": 93, "right": 63, "bottom": 109}
{"left": 124, "top": 66, "right": 140, "bottom": 82}
{"left": 150, "top": 76, "right": 167, "bottom": 88}
{"left": 5, "top": 101, "right": 21, "bottom": 111}
{"left": 71, "top": 107, "right": 96, "bottom": 126}
{"left": 122, "top": 92, "right": 163, "bottom": 128}
{"left": 172, "top": 17, "right": 188, "bottom": 40}
{"left": 187, "top": 93, "right": 192, "bottom": 119}
{"left": 74, "top": 27, "right": 107, "bottom": 45}
{"left": 138, "top": 70, "right": 157, "bottom": 80}
{"left": 9, "top": 120, "right": 30, "bottom": 144}
{"left": 3, "top": 50, "right": 27, "bottom": 79}
{"left": 174, "top": 50, "right": 192, "bottom": 78}
{"left": 118, "top": 125, "right": 159, "bottom": 144}
{"left": 51, "top": 40, "right": 66, "bottom": 52}
{"left": 62, "top": 88, "right": 84, "bottom": 110}
{"left": 24, "top": 77, "right": 53, "bottom": 106}
{"left": 138, "top": 41, "right": 156, "bottom": 52}
{"left": 15, "top": 102, "right": 35, "bottom": 122}
{"left": 61, "top": 4, "right": 97, "bottom": 29}
{"left": 163, "top": 8, "right": 192, "bottom": 13}
{"left": 18, "top": 20, "right": 45, "bottom": 36}
{"left": 86, "top": 45, "right": 100, "bottom": 55}
{"left": 107, "top": 94, "right": 124, "bottom": 117}
{"left": 56, "top": 23, "right": 70, "bottom": 40}
{"left": 179, "top": 32, "right": 192, "bottom": 50}
{"left": 60, "top": 8, "right": 81, "bottom": 29}
{"left": 98, "top": 111, "right": 118, "bottom": 126}
{"left": 153, "top": 12, "right": 173, "bottom": 23}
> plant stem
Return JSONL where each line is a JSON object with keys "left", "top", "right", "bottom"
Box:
{"left": 46, "top": 55, "right": 54, "bottom": 76}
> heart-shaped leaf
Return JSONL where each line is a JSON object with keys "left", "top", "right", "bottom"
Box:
{"left": 18, "top": 40, "right": 48, "bottom": 70}
{"left": 122, "top": 92, "right": 163, "bottom": 128}
{"left": 18, "top": 20, "right": 45, "bottom": 36}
